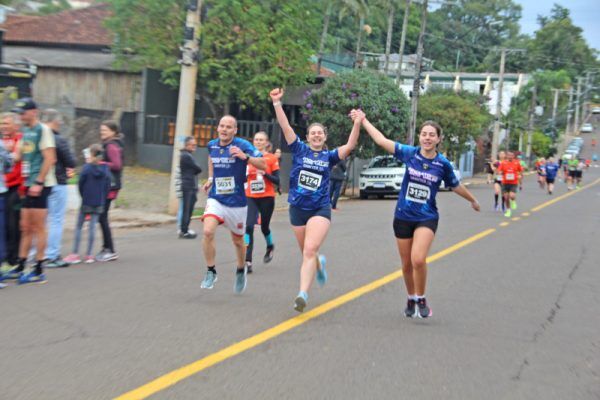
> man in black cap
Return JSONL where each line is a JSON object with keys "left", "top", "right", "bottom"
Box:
{"left": 2, "top": 98, "right": 56, "bottom": 284}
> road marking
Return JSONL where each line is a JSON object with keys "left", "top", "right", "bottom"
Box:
{"left": 521, "top": 212, "right": 530, "bottom": 217}
{"left": 531, "top": 178, "right": 600, "bottom": 212}
{"left": 114, "top": 228, "right": 496, "bottom": 400}
{"left": 511, "top": 217, "right": 521, "bottom": 221}
{"left": 115, "top": 177, "right": 600, "bottom": 400}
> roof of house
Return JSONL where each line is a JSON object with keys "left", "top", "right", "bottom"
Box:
{"left": 0, "top": 3, "right": 113, "bottom": 48}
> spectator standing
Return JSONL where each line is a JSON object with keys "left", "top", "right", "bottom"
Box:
{"left": 329, "top": 159, "right": 346, "bottom": 210}
{"left": 179, "top": 136, "right": 202, "bottom": 239}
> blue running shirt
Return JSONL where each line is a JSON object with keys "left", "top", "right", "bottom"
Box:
{"left": 394, "top": 143, "right": 459, "bottom": 221}
{"left": 288, "top": 135, "right": 340, "bottom": 210}
{"left": 208, "top": 137, "right": 262, "bottom": 207}
{"left": 545, "top": 162, "right": 559, "bottom": 179}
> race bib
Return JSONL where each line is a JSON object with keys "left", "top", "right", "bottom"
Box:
{"left": 250, "top": 180, "right": 265, "bottom": 194}
{"left": 298, "top": 170, "right": 322, "bottom": 192}
{"left": 505, "top": 173, "right": 515, "bottom": 180}
{"left": 22, "top": 161, "right": 30, "bottom": 177}
{"left": 215, "top": 176, "right": 235, "bottom": 195}
{"left": 406, "top": 182, "right": 431, "bottom": 204}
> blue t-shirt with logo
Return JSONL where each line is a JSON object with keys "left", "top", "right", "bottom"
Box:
{"left": 545, "top": 162, "right": 559, "bottom": 179}
{"left": 208, "top": 137, "right": 262, "bottom": 207}
{"left": 288, "top": 135, "right": 340, "bottom": 210}
{"left": 394, "top": 143, "right": 459, "bottom": 221}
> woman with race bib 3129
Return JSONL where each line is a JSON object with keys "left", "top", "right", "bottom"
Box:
{"left": 270, "top": 88, "right": 360, "bottom": 312}
{"left": 351, "top": 109, "right": 480, "bottom": 319}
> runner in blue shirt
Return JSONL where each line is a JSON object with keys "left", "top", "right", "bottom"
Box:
{"left": 544, "top": 157, "right": 559, "bottom": 195}
{"left": 270, "top": 88, "right": 360, "bottom": 312}
{"left": 200, "top": 115, "right": 265, "bottom": 293}
{"left": 352, "top": 109, "right": 480, "bottom": 319}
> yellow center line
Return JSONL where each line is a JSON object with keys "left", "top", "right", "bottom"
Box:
{"left": 531, "top": 178, "right": 600, "bottom": 212}
{"left": 115, "top": 177, "right": 600, "bottom": 400}
{"left": 521, "top": 212, "right": 530, "bottom": 217}
{"left": 511, "top": 217, "right": 521, "bottom": 221}
{"left": 114, "top": 228, "right": 495, "bottom": 400}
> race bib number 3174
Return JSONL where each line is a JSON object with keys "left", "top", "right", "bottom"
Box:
{"left": 298, "top": 170, "right": 322, "bottom": 192}
{"left": 406, "top": 181, "right": 431, "bottom": 204}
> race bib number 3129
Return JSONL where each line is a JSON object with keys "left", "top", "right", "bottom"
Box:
{"left": 406, "top": 182, "right": 431, "bottom": 204}
{"left": 298, "top": 170, "right": 322, "bottom": 192}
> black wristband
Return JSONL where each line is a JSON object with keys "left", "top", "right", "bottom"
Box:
{"left": 35, "top": 180, "right": 44, "bottom": 186}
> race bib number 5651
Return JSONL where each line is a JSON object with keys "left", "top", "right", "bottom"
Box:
{"left": 406, "top": 181, "right": 430, "bottom": 204}
{"left": 298, "top": 170, "right": 322, "bottom": 192}
{"left": 215, "top": 176, "right": 235, "bottom": 195}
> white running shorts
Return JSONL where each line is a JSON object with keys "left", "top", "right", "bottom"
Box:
{"left": 201, "top": 198, "right": 247, "bottom": 237}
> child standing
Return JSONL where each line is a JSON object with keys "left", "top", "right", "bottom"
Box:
{"left": 64, "top": 144, "right": 110, "bottom": 264}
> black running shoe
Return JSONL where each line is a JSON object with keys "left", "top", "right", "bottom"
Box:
{"left": 416, "top": 298, "right": 432, "bottom": 318}
{"left": 263, "top": 245, "right": 274, "bottom": 264}
{"left": 404, "top": 298, "right": 417, "bottom": 318}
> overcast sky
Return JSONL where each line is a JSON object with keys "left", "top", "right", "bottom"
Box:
{"left": 518, "top": 0, "right": 600, "bottom": 51}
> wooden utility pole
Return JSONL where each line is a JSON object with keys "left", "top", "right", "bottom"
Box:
{"left": 525, "top": 86, "right": 537, "bottom": 164}
{"left": 168, "top": 0, "right": 202, "bottom": 215}
{"left": 491, "top": 48, "right": 506, "bottom": 162}
{"left": 573, "top": 77, "right": 583, "bottom": 134}
{"left": 407, "top": 0, "right": 428, "bottom": 146}
{"left": 565, "top": 86, "right": 574, "bottom": 136}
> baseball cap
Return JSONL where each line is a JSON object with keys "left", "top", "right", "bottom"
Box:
{"left": 12, "top": 98, "right": 38, "bottom": 113}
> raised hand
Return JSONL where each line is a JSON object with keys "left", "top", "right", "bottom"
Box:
{"left": 269, "top": 88, "right": 284, "bottom": 103}
{"left": 349, "top": 109, "right": 365, "bottom": 123}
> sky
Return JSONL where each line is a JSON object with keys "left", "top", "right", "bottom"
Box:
{"left": 518, "top": 0, "right": 600, "bottom": 51}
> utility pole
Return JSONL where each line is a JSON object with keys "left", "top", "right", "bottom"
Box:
{"left": 565, "top": 86, "right": 574, "bottom": 136}
{"left": 395, "top": 0, "right": 411, "bottom": 84}
{"left": 551, "top": 88, "right": 559, "bottom": 127}
{"left": 525, "top": 86, "right": 537, "bottom": 164}
{"left": 168, "top": 0, "right": 202, "bottom": 215}
{"left": 407, "top": 0, "right": 428, "bottom": 146}
{"left": 491, "top": 48, "right": 506, "bottom": 162}
{"left": 573, "top": 77, "right": 583, "bottom": 135}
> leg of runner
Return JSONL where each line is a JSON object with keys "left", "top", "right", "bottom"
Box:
{"left": 258, "top": 197, "right": 275, "bottom": 263}
{"left": 411, "top": 227, "right": 435, "bottom": 318}
{"left": 397, "top": 238, "right": 416, "bottom": 317}
{"left": 493, "top": 182, "right": 502, "bottom": 211}
{"left": 201, "top": 217, "right": 219, "bottom": 289}
{"left": 231, "top": 232, "right": 247, "bottom": 294}
{"left": 244, "top": 198, "right": 259, "bottom": 273}
{"left": 292, "top": 216, "right": 330, "bottom": 312}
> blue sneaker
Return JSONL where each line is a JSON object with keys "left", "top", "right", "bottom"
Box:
{"left": 316, "top": 254, "right": 328, "bottom": 287}
{"left": 18, "top": 271, "right": 47, "bottom": 285}
{"left": 234, "top": 267, "right": 247, "bottom": 294}
{"left": 200, "top": 270, "right": 217, "bottom": 289}
{"left": 1, "top": 268, "right": 23, "bottom": 280}
{"left": 294, "top": 291, "right": 308, "bottom": 312}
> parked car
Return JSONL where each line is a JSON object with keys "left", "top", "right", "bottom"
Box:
{"left": 592, "top": 107, "right": 600, "bottom": 114}
{"left": 580, "top": 123, "right": 593, "bottom": 133}
{"left": 359, "top": 155, "right": 405, "bottom": 199}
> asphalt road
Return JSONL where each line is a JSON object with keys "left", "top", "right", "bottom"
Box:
{"left": 2, "top": 132, "right": 599, "bottom": 400}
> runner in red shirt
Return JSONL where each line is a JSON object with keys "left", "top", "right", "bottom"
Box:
{"left": 497, "top": 151, "right": 523, "bottom": 218}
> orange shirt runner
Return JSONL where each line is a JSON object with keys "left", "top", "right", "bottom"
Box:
{"left": 245, "top": 152, "right": 280, "bottom": 198}
{"left": 497, "top": 160, "right": 522, "bottom": 185}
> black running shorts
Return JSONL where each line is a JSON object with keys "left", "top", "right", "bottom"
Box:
{"left": 393, "top": 218, "right": 438, "bottom": 239}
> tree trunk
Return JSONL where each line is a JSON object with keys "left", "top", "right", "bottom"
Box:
{"left": 396, "top": 0, "right": 411, "bottom": 83}
{"left": 355, "top": 17, "right": 364, "bottom": 68}
{"left": 384, "top": 6, "right": 395, "bottom": 74}
{"left": 317, "top": 2, "right": 334, "bottom": 75}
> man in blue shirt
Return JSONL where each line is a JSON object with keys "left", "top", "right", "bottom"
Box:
{"left": 544, "top": 156, "right": 559, "bottom": 195}
{"left": 200, "top": 115, "right": 265, "bottom": 293}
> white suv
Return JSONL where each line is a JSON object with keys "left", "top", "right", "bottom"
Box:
{"left": 359, "top": 155, "right": 405, "bottom": 199}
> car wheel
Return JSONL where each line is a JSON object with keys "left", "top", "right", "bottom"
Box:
{"left": 360, "top": 191, "right": 368, "bottom": 199}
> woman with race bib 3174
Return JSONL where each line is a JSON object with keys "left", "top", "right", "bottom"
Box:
{"left": 351, "top": 109, "right": 480, "bottom": 319}
{"left": 270, "top": 88, "right": 360, "bottom": 312}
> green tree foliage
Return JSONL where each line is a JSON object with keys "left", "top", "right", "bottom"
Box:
{"left": 425, "top": 0, "right": 522, "bottom": 72}
{"left": 303, "top": 69, "right": 409, "bottom": 158}
{"left": 417, "top": 88, "right": 492, "bottom": 160}
{"left": 531, "top": 131, "right": 552, "bottom": 157}
{"left": 37, "top": 0, "right": 72, "bottom": 15}
{"left": 526, "top": 5, "right": 598, "bottom": 80}
{"left": 106, "top": 0, "right": 320, "bottom": 115}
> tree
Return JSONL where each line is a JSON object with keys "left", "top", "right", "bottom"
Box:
{"left": 526, "top": 5, "right": 599, "bottom": 80}
{"left": 531, "top": 131, "right": 552, "bottom": 157}
{"left": 106, "top": 0, "right": 321, "bottom": 115}
{"left": 425, "top": 0, "right": 522, "bottom": 71}
{"left": 417, "top": 88, "right": 492, "bottom": 160}
{"left": 303, "top": 69, "right": 409, "bottom": 158}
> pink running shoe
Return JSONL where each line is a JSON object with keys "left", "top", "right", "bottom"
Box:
{"left": 64, "top": 254, "right": 82, "bottom": 264}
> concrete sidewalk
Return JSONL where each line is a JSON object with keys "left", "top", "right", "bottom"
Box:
{"left": 63, "top": 173, "right": 490, "bottom": 232}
